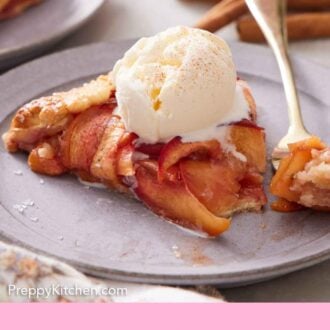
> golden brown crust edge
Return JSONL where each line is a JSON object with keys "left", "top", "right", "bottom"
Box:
{"left": 2, "top": 74, "right": 115, "bottom": 152}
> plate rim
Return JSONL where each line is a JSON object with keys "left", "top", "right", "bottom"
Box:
{"left": 0, "top": 40, "right": 330, "bottom": 286}
{"left": 0, "top": 0, "right": 105, "bottom": 69}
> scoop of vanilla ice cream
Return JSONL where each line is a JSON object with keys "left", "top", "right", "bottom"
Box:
{"left": 112, "top": 26, "right": 237, "bottom": 143}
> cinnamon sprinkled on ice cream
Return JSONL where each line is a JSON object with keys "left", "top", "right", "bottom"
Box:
{"left": 113, "top": 26, "right": 249, "bottom": 143}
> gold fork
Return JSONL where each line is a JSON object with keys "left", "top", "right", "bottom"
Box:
{"left": 245, "top": 0, "right": 312, "bottom": 169}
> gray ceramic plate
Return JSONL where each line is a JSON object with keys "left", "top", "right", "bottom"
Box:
{"left": 0, "top": 0, "right": 104, "bottom": 71}
{"left": 0, "top": 41, "right": 329, "bottom": 287}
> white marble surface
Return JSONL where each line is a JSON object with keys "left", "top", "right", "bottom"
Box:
{"left": 53, "top": 0, "right": 330, "bottom": 302}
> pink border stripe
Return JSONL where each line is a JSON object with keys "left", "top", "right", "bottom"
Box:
{"left": 1, "top": 303, "right": 329, "bottom": 329}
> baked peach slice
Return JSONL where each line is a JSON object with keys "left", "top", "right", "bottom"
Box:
{"left": 60, "top": 105, "right": 114, "bottom": 172}
{"left": 230, "top": 120, "right": 266, "bottom": 173}
{"left": 27, "top": 106, "right": 115, "bottom": 177}
{"left": 134, "top": 160, "right": 231, "bottom": 236}
{"left": 116, "top": 133, "right": 138, "bottom": 177}
{"left": 270, "top": 198, "right": 305, "bottom": 213}
{"left": 158, "top": 137, "right": 221, "bottom": 181}
{"left": 135, "top": 143, "right": 165, "bottom": 158}
{"left": 90, "top": 116, "right": 128, "bottom": 190}
{"left": 180, "top": 157, "right": 266, "bottom": 217}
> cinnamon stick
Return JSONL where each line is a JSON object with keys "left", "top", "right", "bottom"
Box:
{"left": 237, "top": 12, "right": 330, "bottom": 43}
{"left": 195, "top": 0, "right": 246, "bottom": 32}
{"left": 287, "top": 0, "right": 330, "bottom": 10}
{"left": 195, "top": 0, "right": 330, "bottom": 33}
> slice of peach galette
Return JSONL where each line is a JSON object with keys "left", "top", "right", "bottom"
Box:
{"left": 2, "top": 27, "right": 267, "bottom": 236}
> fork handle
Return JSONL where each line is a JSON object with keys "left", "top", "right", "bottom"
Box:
{"left": 245, "top": 0, "right": 308, "bottom": 135}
